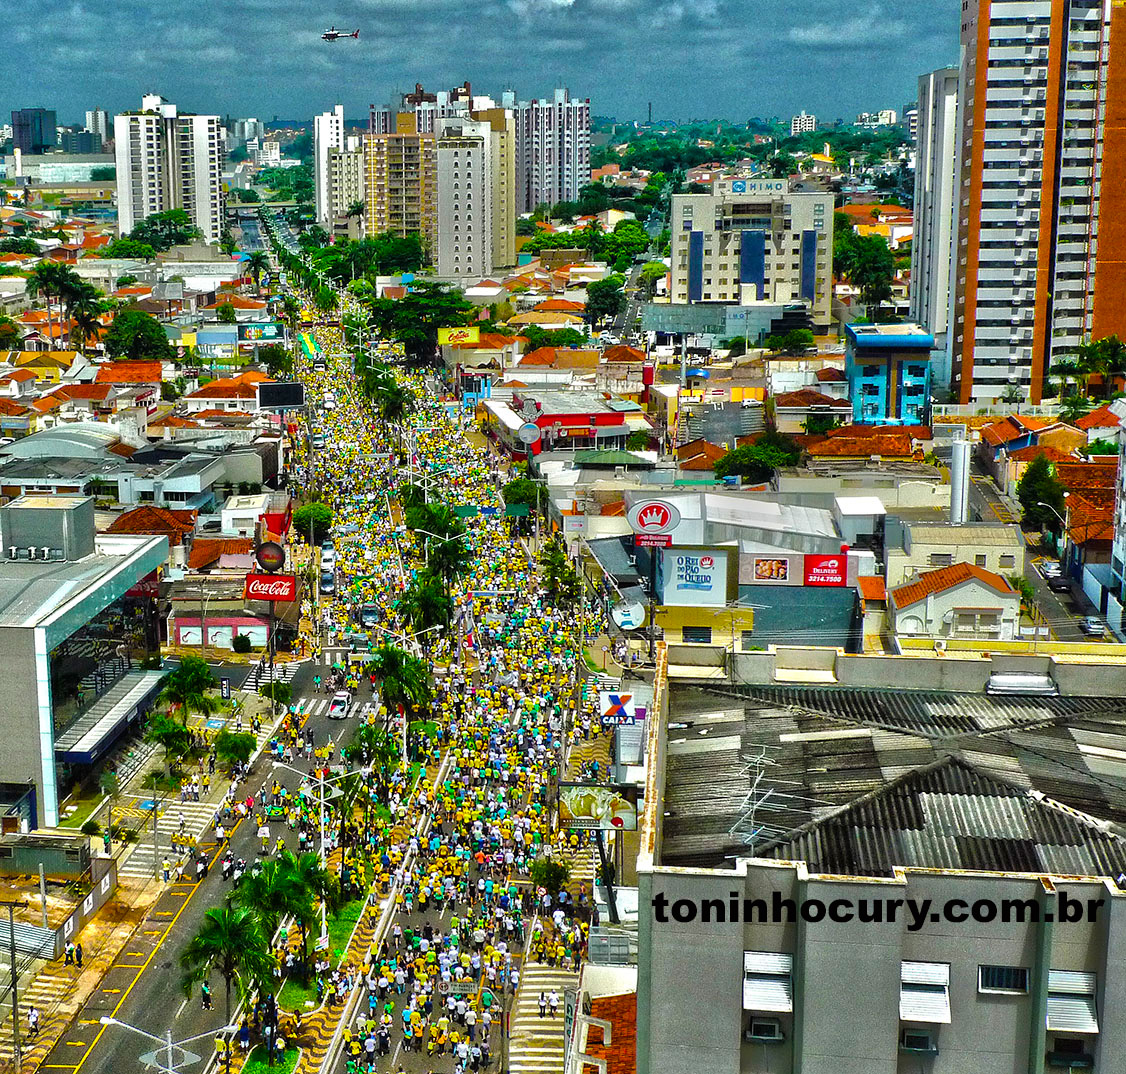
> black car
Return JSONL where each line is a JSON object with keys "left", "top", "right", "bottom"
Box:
{"left": 1048, "top": 575, "right": 1071, "bottom": 592}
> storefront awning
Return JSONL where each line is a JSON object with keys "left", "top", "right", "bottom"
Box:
{"left": 55, "top": 670, "right": 165, "bottom": 765}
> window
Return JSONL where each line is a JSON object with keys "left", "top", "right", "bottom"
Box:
{"left": 929, "top": 553, "right": 954, "bottom": 566}
{"left": 743, "top": 952, "right": 793, "bottom": 1013}
{"left": 741, "top": 630, "right": 755, "bottom": 651}
{"left": 745, "top": 1018, "right": 784, "bottom": 1043}
{"left": 900, "top": 1029, "right": 938, "bottom": 1054}
{"left": 1047, "top": 1037, "right": 1094, "bottom": 1068}
{"left": 1046, "top": 970, "right": 1098, "bottom": 1034}
{"left": 682, "top": 626, "right": 712, "bottom": 644}
{"left": 1000, "top": 554, "right": 1016, "bottom": 569}
{"left": 979, "top": 966, "right": 1029, "bottom": 994}
{"left": 975, "top": 554, "right": 988, "bottom": 567}
{"left": 900, "top": 962, "right": 951, "bottom": 1024}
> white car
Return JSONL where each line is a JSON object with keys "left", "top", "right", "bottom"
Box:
{"left": 1040, "top": 561, "right": 1062, "bottom": 578}
{"left": 328, "top": 691, "right": 352, "bottom": 719}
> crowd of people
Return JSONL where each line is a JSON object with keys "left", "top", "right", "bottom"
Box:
{"left": 250, "top": 303, "right": 614, "bottom": 1073}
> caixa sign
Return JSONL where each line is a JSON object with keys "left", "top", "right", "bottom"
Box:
{"left": 244, "top": 573, "right": 298, "bottom": 602}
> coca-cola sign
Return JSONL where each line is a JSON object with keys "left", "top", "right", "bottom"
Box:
{"left": 244, "top": 573, "right": 298, "bottom": 602}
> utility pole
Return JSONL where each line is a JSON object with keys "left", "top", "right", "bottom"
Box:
{"left": 2, "top": 900, "right": 26, "bottom": 1068}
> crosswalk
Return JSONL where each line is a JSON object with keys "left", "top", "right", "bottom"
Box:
{"left": 291, "top": 696, "right": 381, "bottom": 721}
{"left": 117, "top": 797, "right": 220, "bottom": 879}
{"left": 508, "top": 960, "right": 579, "bottom": 1074}
{"left": 241, "top": 658, "right": 303, "bottom": 693}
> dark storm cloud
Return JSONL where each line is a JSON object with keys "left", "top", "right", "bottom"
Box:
{"left": 2, "top": 0, "right": 958, "bottom": 122}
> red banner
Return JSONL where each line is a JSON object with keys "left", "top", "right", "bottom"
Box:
{"left": 244, "top": 573, "right": 298, "bottom": 602}
{"left": 803, "top": 554, "right": 846, "bottom": 587}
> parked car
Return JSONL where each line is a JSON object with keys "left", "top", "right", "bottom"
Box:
{"left": 1040, "top": 561, "right": 1062, "bottom": 578}
{"left": 1048, "top": 575, "right": 1071, "bottom": 592}
{"left": 1080, "top": 616, "right": 1106, "bottom": 637}
{"left": 328, "top": 691, "right": 351, "bottom": 719}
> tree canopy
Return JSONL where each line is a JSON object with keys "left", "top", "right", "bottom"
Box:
{"left": 293, "top": 502, "right": 333, "bottom": 544}
{"left": 103, "top": 310, "right": 173, "bottom": 361}
{"left": 127, "top": 209, "right": 202, "bottom": 252}
{"left": 362, "top": 281, "right": 474, "bottom": 362}
{"left": 714, "top": 431, "right": 802, "bottom": 483}
{"left": 585, "top": 276, "right": 626, "bottom": 326}
{"left": 1017, "top": 454, "right": 1067, "bottom": 531}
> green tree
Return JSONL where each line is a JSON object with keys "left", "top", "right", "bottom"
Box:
{"left": 97, "top": 238, "right": 157, "bottom": 260}
{"left": 0, "top": 316, "right": 21, "bottom": 349}
{"left": 763, "top": 329, "right": 815, "bottom": 356}
{"left": 538, "top": 537, "right": 581, "bottom": 607}
{"left": 503, "top": 477, "right": 547, "bottom": 513}
{"left": 257, "top": 342, "right": 292, "bottom": 378}
{"left": 585, "top": 277, "right": 626, "bottom": 326}
{"left": 129, "top": 208, "right": 202, "bottom": 252}
{"left": 234, "top": 857, "right": 304, "bottom": 941}
{"left": 258, "top": 681, "right": 293, "bottom": 709}
{"left": 180, "top": 906, "right": 275, "bottom": 1074}
{"left": 638, "top": 260, "right": 667, "bottom": 295}
{"left": 104, "top": 310, "right": 173, "bottom": 361}
{"left": 1059, "top": 394, "right": 1093, "bottom": 423}
{"left": 235, "top": 188, "right": 261, "bottom": 203}
{"left": 214, "top": 730, "right": 256, "bottom": 772}
{"left": 529, "top": 858, "right": 571, "bottom": 897}
{"left": 245, "top": 250, "right": 270, "bottom": 285}
{"left": 365, "top": 644, "right": 432, "bottom": 721}
{"left": 714, "top": 432, "right": 801, "bottom": 482}
{"left": 216, "top": 303, "right": 238, "bottom": 324}
{"left": 1074, "top": 335, "right": 1126, "bottom": 398}
{"left": 159, "top": 656, "right": 219, "bottom": 720}
{"left": 276, "top": 850, "right": 339, "bottom": 977}
{"left": 293, "top": 502, "right": 333, "bottom": 544}
{"left": 400, "top": 570, "right": 454, "bottom": 635}
{"left": 847, "top": 235, "right": 895, "bottom": 313}
{"left": 626, "top": 430, "right": 651, "bottom": 451}
{"left": 363, "top": 281, "right": 474, "bottom": 362}
{"left": 145, "top": 712, "right": 194, "bottom": 776}
{"left": 1016, "top": 453, "right": 1067, "bottom": 531}
{"left": 1087, "top": 438, "right": 1119, "bottom": 456}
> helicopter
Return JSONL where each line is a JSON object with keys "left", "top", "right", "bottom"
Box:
{"left": 321, "top": 26, "right": 359, "bottom": 40}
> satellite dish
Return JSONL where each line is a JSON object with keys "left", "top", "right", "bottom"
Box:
{"left": 611, "top": 600, "right": 647, "bottom": 631}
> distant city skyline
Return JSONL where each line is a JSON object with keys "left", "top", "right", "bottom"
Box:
{"left": 0, "top": 0, "right": 957, "bottom": 127}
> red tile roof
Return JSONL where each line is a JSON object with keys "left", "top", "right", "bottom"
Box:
{"left": 95, "top": 361, "right": 162, "bottom": 384}
{"left": 106, "top": 506, "right": 197, "bottom": 545}
{"left": 857, "top": 575, "right": 887, "bottom": 603}
{"left": 890, "top": 562, "right": 1015, "bottom": 609}
{"left": 603, "top": 345, "right": 645, "bottom": 363}
{"left": 807, "top": 433, "right": 914, "bottom": 457}
{"left": 1005, "top": 444, "right": 1074, "bottom": 464}
{"left": 773, "top": 388, "right": 851, "bottom": 409}
{"left": 187, "top": 537, "right": 254, "bottom": 570}
{"left": 519, "top": 347, "right": 560, "bottom": 366}
{"left": 1075, "top": 402, "right": 1121, "bottom": 430}
{"left": 0, "top": 398, "right": 31, "bottom": 417}
{"left": 56, "top": 384, "right": 112, "bottom": 402}
{"left": 201, "top": 295, "right": 267, "bottom": 310}
{"left": 1067, "top": 489, "right": 1116, "bottom": 545}
{"left": 814, "top": 366, "right": 846, "bottom": 382}
{"left": 185, "top": 381, "right": 258, "bottom": 400}
{"left": 0, "top": 369, "right": 37, "bottom": 384}
{"left": 533, "top": 298, "right": 586, "bottom": 312}
{"left": 1056, "top": 459, "right": 1118, "bottom": 491}
{"left": 583, "top": 993, "right": 637, "bottom": 1074}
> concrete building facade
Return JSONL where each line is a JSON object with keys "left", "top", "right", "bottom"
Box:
{"left": 669, "top": 181, "right": 833, "bottom": 330}
{"left": 952, "top": 0, "right": 1126, "bottom": 404}
{"left": 790, "top": 111, "right": 817, "bottom": 137}
{"left": 844, "top": 322, "right": 934, "bottom": 425}
{"left": 503, "top": 87, "right": 591, "bottom": 212}
{"left": 362, "top": 115, "right": 437, "bottom": 252}
{"left": 313, "top": 104, "right": 346, "bottom": 226}
{"left": 113, "top": 94, "right": 224, "bottom": 244}
{"left": 435, "top": 116, "right": 495, "bottom": 279}
{"left": 910, "top": 67, "right": 959, "bottom": 391}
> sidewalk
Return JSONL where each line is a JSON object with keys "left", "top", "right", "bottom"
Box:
{"left": 0, "top": 692, "right": 287, "bottom": 1070}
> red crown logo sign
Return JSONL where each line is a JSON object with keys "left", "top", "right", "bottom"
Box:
{"left": 700, "top": 556, "right": 714, "bottom": 569}
{"left": 638, "top": 504, "right": 670, "bottom": 530}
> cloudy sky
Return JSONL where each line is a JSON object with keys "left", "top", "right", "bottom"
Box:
{"left": 5, "top": 0, "right": 958, "bottom": 125}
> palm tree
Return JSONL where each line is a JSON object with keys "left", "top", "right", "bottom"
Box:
{"left": 1075, "top": 335, "right": 1126, "bottom": 398}
{"left": 365, "top": 644, "right": 432, "bottom": 726}
{"left": 245, "top": 251, "right": 270, "bottom": 287}
{"left": 26, "top": 261, "right": 69, "bottom": 351}
{"left": 345, "top": 200, "right": 365, "bottom": 219}
{"left": 1060, "top": 394, "right": 1093, "bottom": 423}
{"left": 276, "top": 851, "right": 338, "bottom": 977}
{"left": 180, "top": 906, "right": 276, "bottom": 1074}
{"left": 235, "top": 858, "right": 305, "bottom": 940}
{"left": 159, "top": 656, "right": 220, "bottom": 722}
{"left": 68, "top": 282, "right": 106, "bottom": 355}
{"left": 400, "top": 570, "right": 453, "bottom": 635}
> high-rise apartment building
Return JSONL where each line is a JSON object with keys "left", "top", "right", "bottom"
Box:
{"left": 113, "top": 94, "right": 225, "bottom": 244}
{"left": 669, "top": 181, "right": 834, "bottom": 329}
{"left": 911, "top": 67, "right": 960, "bottom": 390}
{"left": 790, "top": 111, "right": 817, "bottom": 137}
{"left": 470, "top": 107, "right": 517, "bottom": 270}
{"left": 327, "top": 144, "right": 365, "bottom": 223}
{"left": 313, "top": 105, "right": 346, "bottom": 226}
{"left": 436, "top": 117, "right": 494, "bottom": 278}
{"left": 371, "top": 83, "right": 476, "bottom": 135}
{"left": 502, "top": 87, "right": 591, "bottom": 212}
{"left": 363, "top": 114, "right": 437, "bottom": 252}
{"left": 11, "top": 108, "right": 57, "bottom": 154}
{"left": 953, "top": 0, "right": 1126, "bottom": 404}
{"left": 84, "top": 108, "right": 110, "bottom": 144}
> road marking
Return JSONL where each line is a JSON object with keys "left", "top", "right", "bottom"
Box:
{"left": 176, "top": 998, "right": 188, "bottom": 1019}
{"left": 143, "top": 930, "right": 162, "bottom": 936}
{"left": 101, "top": 989, "right": 121, "bottom": 994}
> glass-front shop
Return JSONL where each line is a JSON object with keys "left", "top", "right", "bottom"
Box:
{"left": 50, "top": 583, "right": 160, "bottom": 742}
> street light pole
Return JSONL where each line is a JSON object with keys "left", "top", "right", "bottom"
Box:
{"left": 2, "top": 900, "right": 26, "bottom": 1069}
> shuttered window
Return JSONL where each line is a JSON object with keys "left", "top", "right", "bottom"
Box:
{"left": 743, "top": 951, "right": 793, "bottom": 1013}
{"left": 1046, "top": 970, "right": 1098, "bottom": 1034}
{"left": 900, "top": 961, "right": 951, "bottom": 1024}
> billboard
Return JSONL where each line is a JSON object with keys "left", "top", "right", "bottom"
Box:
{"left": 752, "top": 557, "right": 790, "bottom": 583}
{"left": 238, "top": 322, "right": 286, "bottom": 342}
{"left": 804, "top": 553, "right": 847, "bottom": 587}
{"left": 244, "top": 573, "right": 298, "bottom": 602}
{"left": 558, "top": 783, "right": 638, "bottom": 831}
{"left": 257, "top": 381, "right": 306, "bottom": 410}
{"left": 627, "top": 499, "right": 681, "bottom": 536}
{"left": 438, "top": 326, "right": 480, "bottom": 345}
{"left": 660, "top": 549, "right": 728, "bottom": 607}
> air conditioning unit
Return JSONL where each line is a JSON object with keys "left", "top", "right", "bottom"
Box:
{"left": 934, "top": 639, "right": 947, "bottom": 654}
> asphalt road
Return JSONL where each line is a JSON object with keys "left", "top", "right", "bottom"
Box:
{"left": 39, "top": 667, "right": 353, "bottom": 1074}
